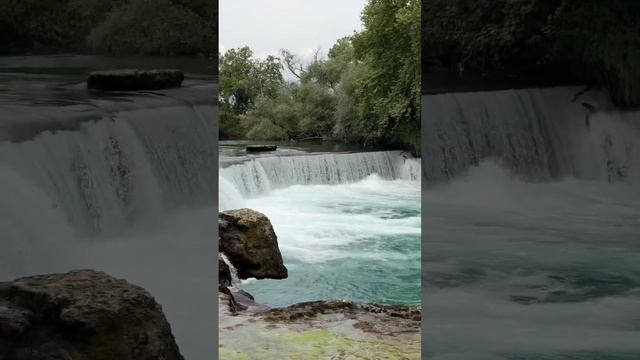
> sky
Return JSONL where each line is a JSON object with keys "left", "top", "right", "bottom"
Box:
{"left": 219, "top": 0, "right": 368, "bottom": 62}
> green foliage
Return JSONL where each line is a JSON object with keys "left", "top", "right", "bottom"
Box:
{"left": 332, "top": 61, "right": 368, "bottom": 143}
{"left": 219, "top": 0, "right": 421, "bottom": 154}
{"left": 424, "top": 0, "right": 557, "bottom": 71}
{"left": 219, "top": 112, "right": 246, "bottom": 140}
{"left": 425, "top": 0, "right": 640, "bottom": 107}
{"left": 0, "top": 0, "right": 216, "bottom": 55}
{"left": 244, "top": 90, "right": 300, "bottom": 141}
{"left": 352, "top": 0, "right": 421, "bottom": 154}
{"left": 88, "top": 0, "right": 209, "bottom": 55}
{"left": 296, "top": 81, "right": 336, "bottom": 138}
{"left": 219, "top": 47, "right": 284, "bottom": 115}
{"left": 551, "top": 0, "right": 640, "bottom": 107}
{"left": 0, "top": 0, "right": 87, "bottom": 50}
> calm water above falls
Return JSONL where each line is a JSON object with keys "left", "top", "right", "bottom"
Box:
{"left": 219, "top": 146, "right": 421, "bottom": 307}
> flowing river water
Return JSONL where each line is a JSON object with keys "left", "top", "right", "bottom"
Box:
{"left": 0, "top": 55, "right": 218, "bottom": 360}
{"left": 423, "top": 87, "right": 640, "bottom": 360}
{"left": 219, "top": 143, "right": 421, "bottom": 307}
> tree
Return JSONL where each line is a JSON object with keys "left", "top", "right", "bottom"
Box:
{"left": 352, "top": 0, "right": 421, "bottom": 154}
{"left": 218, "top": 47, "right": 283, "bottom": 114}
{"left": 219, "top": 0, "right": 422, "bottom": 154}
{"left": 0, "top": 0, "right": 217, "bottom": 55}
{"left": 424, "top": 0, "right": 640, "bottom": 107}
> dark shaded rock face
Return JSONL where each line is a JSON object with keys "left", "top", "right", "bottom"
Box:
{"left": 220, "top": 287, "right": 268, "bottom": 314}
{"left": 219, "top": 257, "right": 232, "bottom": 290}
{"left": 245, "top": 145, "right": 277, "bottom": 153}
{"left": 0, "top": 270, "right": 183, "bottom": 360}
{"left": 219, "top": 208, "right": 288, "bottom": 280}
{"left": 87, "top": 69, "right": 184, "bottom": 91}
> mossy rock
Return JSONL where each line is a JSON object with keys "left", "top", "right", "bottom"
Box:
{"left": 218, "top": 208, "right": 288, "bottom": 280}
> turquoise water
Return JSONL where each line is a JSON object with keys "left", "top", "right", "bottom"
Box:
{"left": 219, "top": 148, "right": 421, "bottom": 307}
{"left": 241, "top": 176, "right": 421, "bottom": 307}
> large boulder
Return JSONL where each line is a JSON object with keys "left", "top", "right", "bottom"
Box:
{"left": 0, "top": 270, "right": 183, "bottom": 360}
{"left": 218, "top": 209, "right": 288, "bottom": 280}
{"left": 87, "top": 69, "right": 184, "bottom": 91}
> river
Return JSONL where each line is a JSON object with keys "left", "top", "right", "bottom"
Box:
{"left": 0, "top": 54, "right": 217, "bottom": 360}
{"left": 219, "top": 142, "right": 422, "bottom": 307}
{"left": 423, "top": 87, "right": 640, "bottom": 359}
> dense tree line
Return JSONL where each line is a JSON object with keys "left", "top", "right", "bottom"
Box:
{"left": 219, "top": 0, "right": 420, "bottom": 155}
{"left": 423, "top": 0, "right": 640, "bottom": 108}
{"left": 0, "top": 0, "right": 217, "bottom": 56}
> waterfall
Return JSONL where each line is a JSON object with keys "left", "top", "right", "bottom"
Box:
{"left": 219, "top": 150, "right": 420, "bottom": 210}
{"left": 219, "top": 252, "right": 241, "bottom": 288}
{"left": 0, "top": 102, "right": 217, "bottom": 238}
{"left": 422, "top": 86, "right": 640, "bottom": 184}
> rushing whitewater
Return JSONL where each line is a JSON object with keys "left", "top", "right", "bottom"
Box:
{"left": 422, "top": 89, "right": 640, "bottom": 360}
{"left": 0, "top": 73, "right": 217, "bottom": 360}
{"left": 219, "top": 148, "right": 421, "bottom": 307}
{"left": 220, "top": 150, "right": 419, "bottom": 209}
{"left": 1, "top": 105, "right": 216, "bottom": 238}
{"left": 423, "top": 86, "right": 640, "bottom": 184}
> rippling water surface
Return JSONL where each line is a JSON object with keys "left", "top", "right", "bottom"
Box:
{"left": 423, "top": 162, "right": 640, "bottom": 360}
{"left": 219, "top": 143, "right": 421, "bottom": 307}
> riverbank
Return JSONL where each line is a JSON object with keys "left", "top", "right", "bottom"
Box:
{"left": 219, "top": 292, "right": 420, "bottom": 359}
{"left": 218, "top": 208, "right": 421, "bottom": 359}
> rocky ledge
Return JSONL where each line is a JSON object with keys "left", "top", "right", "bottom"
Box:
{"left": 87, "top": 69, "right": 184, "bottom": 91}
{"left": 245, "top": 145, "right": 277, "bottom": 153}
{"left": 218, "top": 208, "right": 421, "bottom": 359}
{"left": 0, "top": 270, "right": 183, "bottom": 360}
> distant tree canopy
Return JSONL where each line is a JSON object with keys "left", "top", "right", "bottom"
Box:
{"left": 0, "top": 0, "right": 217, "bottom": 56}
{"left": 424, "top": 0, "right": 640, "bottom": 107}
{"left": 219, "top": 0, "right": 421, "bottom": 155}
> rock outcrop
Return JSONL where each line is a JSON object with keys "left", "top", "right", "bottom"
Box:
{"left": 87, "top": 69, "right": 184, "bottom": 91}
{"left": 218, "top": 257, "right": 232, "bottom": 290}
{"left": 0, "top": 270, "right": 183, "bottom": 360}
{"left": 245, "top": 145, "right": 277, "bottom": 153}
{"left": 218, "top": 208, "right": 288, "bottom": 280}
{"left": 218, "top": 292, "right": 421, "bottom": 359}
{"left": 217, "top": 208, "right": 421, "bottom": 358}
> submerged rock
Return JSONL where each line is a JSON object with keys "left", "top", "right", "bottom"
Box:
{"left": 87, "top": 69, "right": 184, "bottom": 91}
{"left": 218, "top": 208, "right": 288, "bottom": 280}
{"left": 0, "top": 270, "right": 183, "bottom": 360}
{"left": 245, "top": 145, "right": 277, "bottom": 152}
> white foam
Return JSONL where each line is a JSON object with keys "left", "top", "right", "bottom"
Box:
{"left": 424, "top": 160, "right": 640, "bottom": 359}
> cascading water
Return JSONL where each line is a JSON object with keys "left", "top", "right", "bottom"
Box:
{"left": 220, "top": 150, "right": 419, "bottom": 210}
{"left": 0, "top": 69, "right": 218, "bottom": 360}
{"left": 219, "top": 148, "right": 421, "bottom": 307}
{"left": 219, "top": 252, "right": 241, "bottom": 288}
{"left": 0, "top": 104, "right": 216, "bottom": 238}
{"left": 423, "top": 86, "right": 640, "bottom": 184}
{"left": 422, "top": 88, "right": 640, "bottom": 360}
